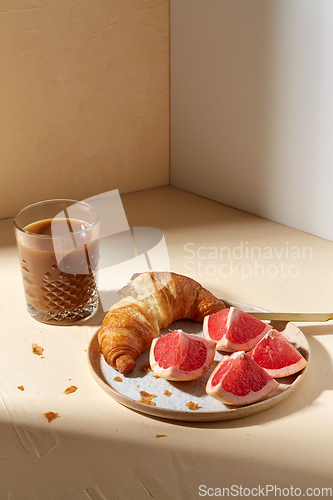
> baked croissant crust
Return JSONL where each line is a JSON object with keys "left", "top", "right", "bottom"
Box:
{"left": 98, "top": 271, "right": 225, "bottom": 374}
{"left": 98, "top": 296, "right": 159, "bottom": 375}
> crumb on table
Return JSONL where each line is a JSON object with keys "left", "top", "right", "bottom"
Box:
{"left": 32, "top": 343, "right": 44, "bottom": 356}
{"left": 63, "top": 385, "right": 78, "bottom": 395}
{"left": 43, "top": 411, "right": 59, "bottom": 423}
{"left": 17, "top": 385, "right": 24, "bottom": 391}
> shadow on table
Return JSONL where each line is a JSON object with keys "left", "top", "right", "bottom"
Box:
{"left": 0, "top": 417, "right": 331, "bottom": 500}
{"left": 0, "top": 217, "right": 17, "bottom": 249}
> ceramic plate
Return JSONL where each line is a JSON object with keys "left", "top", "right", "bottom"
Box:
{"left": 88, "top": 301, "right": 310, "bottom": 422}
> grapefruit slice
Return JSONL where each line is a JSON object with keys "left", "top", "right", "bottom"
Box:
{"left": 203, "top": 307, "right": 271, "bottom": 352}
{"left": 248, "top": 329, "right": 308, "bottom": 377}
{"left": 206, "top": 351, "right": 279, "bottom": 405}
{"left": 149, "top": 329, "right": 216, "bottom": 381}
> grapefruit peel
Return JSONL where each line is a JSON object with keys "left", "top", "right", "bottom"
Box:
{"left": 248, "top": 329, "right": 308, "bottom": 378}
{"left": 149, "top": 329, "right": 216, "bottom": 381}
{"left": 203, "top": 307, "right": 272, "bottom": 352}
{"left": 205, "top": 351, "right": 279, "bottom": 406}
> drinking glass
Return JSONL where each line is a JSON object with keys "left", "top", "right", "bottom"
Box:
{"left": 14, "top": 199, "right": 100, "bottom": 325}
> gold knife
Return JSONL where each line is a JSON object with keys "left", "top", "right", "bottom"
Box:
{"left": 248, "top": 312, "right": 333, "bottom": 322}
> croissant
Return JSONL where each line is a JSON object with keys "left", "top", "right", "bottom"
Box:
{"left": 98, "top": 271, "right": 225, "bottom": 374}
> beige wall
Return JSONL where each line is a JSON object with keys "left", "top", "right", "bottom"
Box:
{"left": 0, "top": 0, "right": 170, "bottom": 219}
{"left": 171, "top": 0, "right": 333, "bottom": 241}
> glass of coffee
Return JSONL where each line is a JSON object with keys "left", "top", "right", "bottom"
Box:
{"left": 14, "top": 199, "right": 100, "bottom": 325}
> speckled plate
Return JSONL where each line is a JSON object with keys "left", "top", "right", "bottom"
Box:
{"left": 88, "top": 301, "right": 310, "bottom": 422}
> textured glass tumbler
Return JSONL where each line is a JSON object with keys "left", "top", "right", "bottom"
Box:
{"left": 14, "top": 199, "right": 100, "bottom": 325}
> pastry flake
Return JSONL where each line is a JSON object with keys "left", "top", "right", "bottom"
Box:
{"left": 32, "top": 343, "right": 44, "bottom": 356}
{"left": 63, "top": 385, "right": 78, "bottom": 395}
{"left": 43, "top": 411, "right": 59, "bottom": 423}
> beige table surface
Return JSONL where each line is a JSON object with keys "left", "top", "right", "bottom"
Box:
{"left": 0, "top": 186, "right": 332, "bottom": 499}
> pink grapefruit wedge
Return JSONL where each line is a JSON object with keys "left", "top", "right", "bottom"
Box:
{"left": 149, "top": 329, "right": 216, "bottom": 381}
{"left": 203, "top": 307, "right": 272, "bottom": 352}
{"left": 206, "top": 351, "right": 279, "bottom": 405}
{"left": 248, "top": 329, "right": 308, "bottom": 377}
